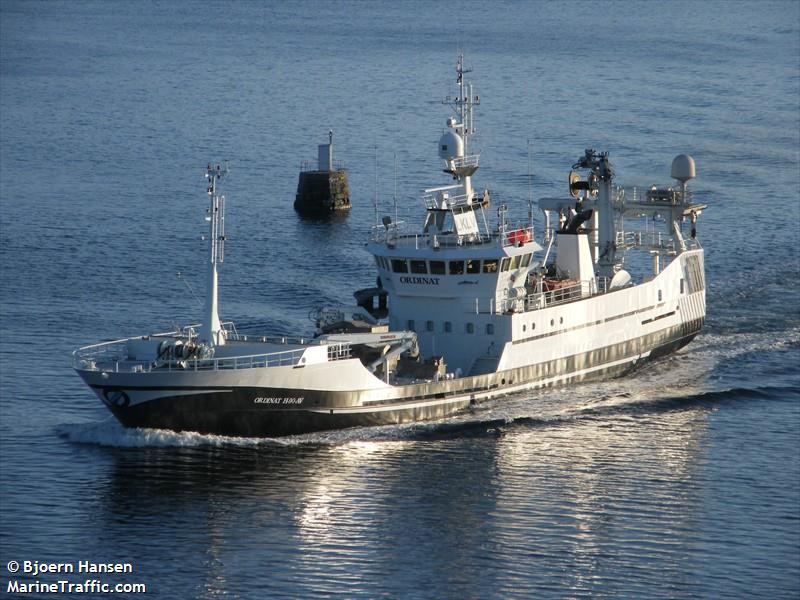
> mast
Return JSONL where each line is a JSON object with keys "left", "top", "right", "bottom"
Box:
{"left": 572, "top": 149, "right": 616, "bottom": 278}
{"left": 200, "top": 162, "right": 228, "bottom": 347}
{"left": 442, "top": 53, "right": 480, "bottom": 201}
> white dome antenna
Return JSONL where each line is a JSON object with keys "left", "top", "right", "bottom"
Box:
{"left": 439, "top": 130, "right": 464, "bottom": 160}
{"left": 671, "top": 154, "right": 696, "bottom": 203}
{"left": 671, "top": 154, "right": 696, "bottom": 183}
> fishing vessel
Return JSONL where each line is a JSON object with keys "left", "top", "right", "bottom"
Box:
{"left": 73, "top": 55, "right": 707, "bottom": 437}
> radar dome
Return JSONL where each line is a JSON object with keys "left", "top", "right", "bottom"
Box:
{"left": 438, "top": 130, "right": 464, "bottom": 160}
{"left": 671, "top": 154, "right": 696, "bottom": 183}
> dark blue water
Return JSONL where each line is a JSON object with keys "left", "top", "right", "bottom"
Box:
{"left": 1, "top": 1, "right": 799, "bottom": 598}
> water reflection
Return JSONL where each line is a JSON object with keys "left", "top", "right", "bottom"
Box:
{"left": 489, "top": 403, "right": 711, "bottom": 597}
{"left": 79, "top": 390, "right": 715, "bottom": 598}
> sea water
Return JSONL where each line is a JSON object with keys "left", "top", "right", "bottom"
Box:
{"left": 1, "top": 1, "right": 798, "bottom": 598}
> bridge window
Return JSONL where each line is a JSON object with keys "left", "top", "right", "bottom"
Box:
{"left": 449, "top": 261, "right": 465, "bottom": 275}
{"left": 520, "top": 254, "right": 532, "bottom": 268}
{"left": 410, "top": 260, "right": 428, "bottom": 274}
{"left": 501, "top": 258, "right": 510, "bottom": 272}
{"left": 483, "top": 259, "right": 498, "bottom": 273}
{"left": 466, "top": 259, "right": 481, "bottom": 274}
{"left": 391, "top": 259, "right": 408, "bottom": 273}
{"left": 510, "top": 255, "right": 521, "bottom": 269}
{"left": 429, "top": 260, "right": 446, "bottom": 275}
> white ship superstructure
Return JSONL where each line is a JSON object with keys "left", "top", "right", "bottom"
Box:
{"left": 74, "top": 55, "right": 707, "bottom": 437}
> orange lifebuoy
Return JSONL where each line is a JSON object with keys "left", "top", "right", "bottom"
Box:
{"left": 506, "top": 229, "right": 531, "bottom": 245}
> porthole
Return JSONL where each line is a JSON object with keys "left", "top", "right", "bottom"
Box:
{"left": 531, "top": 323, "right": 536, "bottom": 330}
{"left": 522, "top": 324, "right": 526, "bottom": 332}
{"left": 559, "top": 317, "right": 563, "bottom": 324}
{"left": 550, "top": 318, "right": 554, "bottom": 326}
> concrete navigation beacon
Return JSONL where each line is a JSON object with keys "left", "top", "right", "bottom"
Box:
{"left": 294, "top": 130, "right": 351, "bottom": 215}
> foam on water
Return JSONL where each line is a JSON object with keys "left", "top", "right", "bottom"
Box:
{"left": 56, "top": 420, "right": 280, "bottom": 448}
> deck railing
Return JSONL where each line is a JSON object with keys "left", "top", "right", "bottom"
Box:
{"left": 470, "top": 277, "right": 612, "bottom": 315}
{"left": 73, "top": 329, "right": 352, "bottom": 374}
{"left": 369, "top": 225, "right": 536, "bottom": 250}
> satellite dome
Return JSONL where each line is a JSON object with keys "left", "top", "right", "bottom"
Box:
{"left": 671, "top": 154, "right": 696, "bottom": 183}
{"left": 438, "top": 130, "right": 464, "bottom": 160}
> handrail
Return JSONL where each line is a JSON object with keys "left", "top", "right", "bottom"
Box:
{"left": 370, "top": 227, "right": 522, "bottom": 249}
{"left": 73, "top": 320, "right": 354, "bottom": 373}
{"left": 300, "top": 159, "right": 346, "bottom": 172}
{"left": 469, "top": 277, "right": 612, "bottom": 315}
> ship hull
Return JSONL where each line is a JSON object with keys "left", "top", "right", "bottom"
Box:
{"left": 78, "top": 319, "right": 701, "bottom": 437}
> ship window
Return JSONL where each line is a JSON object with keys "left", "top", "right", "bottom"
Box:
{"left": 550, "top": 318, "right": 554, "bottom": 326}
{"left": 531, "top": 323, "right": 535, "bottom": 330}
{"left": 486, "top": 324, "right": 494, "bottom": 335}
{"left": 510, "top": 255, "right": 521, "bottom": 269}
{"left": 410, "top": 260, "right": 428, "bottom": 274}
{"left": 522, "top": 324, "right": 526, "bottom": 332}
{"left": 444, "top": 321, "right": 452, "bottom": 333}
{"left": 680, "top": 278, "right": 685, "bottom": 294}
{"left": 520, "top": 253, "right": 532, "bottom": 268}
{"left": 559, "top": 317, "right": 563, "bottom": 324}
{"left": 430, "top": 260, "right": 446, "bottom": 275}
{"left": 501, "top": 258, "right": 511, "bottom": 272}
{"left": 426, "top": 320, "right": 434, "bottom": 332}
{"left": 483, "top": 259, "right": 498, "bottom": 273}
{"left": 466, "top": 259, "right": 481, "bottom": 274}
{"left": 408, "top": 320, "right": 415, "bottom": 331}
{"left": 375, "top": 256, "right": 382, "bottom": 267}
{"left": 658, "top": 289, "right": 663, "bottom": 302}
{"left": 449, "top": 261, "right": 465, "bottom": 275}
{"left": 391, "top": 259, "right": 408, "bottom": 273}
{"left": 466, "top": 323, "right": 475, "bottom": 334}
